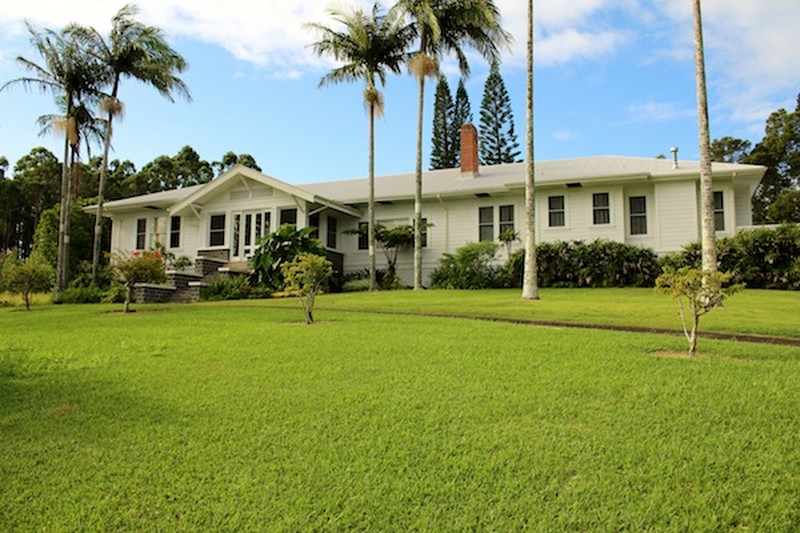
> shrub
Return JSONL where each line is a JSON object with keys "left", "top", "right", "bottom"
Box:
{"left": 662, "top": 224, "right": 800, "bottom": 290}
{"left": 507, "top": 240, "right": 660, "bottom": 288}
{"left": 112, "top": 250, "right": 167, "bottom": 313}
{"left": 430, "top": 241, "right": 505, "bottom": 289}
{"left": 200, "top": 276, "right": 269, "bottom": 301}
{"left": 54, "top": 285, "right": 105, "bottom": 304}
{"left": 281, "top": 253, "right": 333, "bottom": 324}
{"left": 250, "top": 225, "right": 325, "bottom": 290}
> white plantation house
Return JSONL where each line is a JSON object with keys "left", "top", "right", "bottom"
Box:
{"left": 89, "top": 124, "right": 766, "bottom": 294}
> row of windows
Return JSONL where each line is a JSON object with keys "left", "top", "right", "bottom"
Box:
{"left": 136, "top": 192, "right": 728, "bottom": 251}
{"left": 135, "top": 216, "right": 181, "bottom": 250}
{"left": 545, "top": 191, "right": 726, "bottom": 234}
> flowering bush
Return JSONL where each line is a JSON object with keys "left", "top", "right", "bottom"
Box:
{"left": 112, "top": 250, "right": 167, "bottom": 313}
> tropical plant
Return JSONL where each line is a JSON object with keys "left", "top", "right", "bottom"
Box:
{"left": 497, "top": 226, "right": 518, "bottom": 257}
{"left": 250, "top": 224, "right": 325, "bottom": 290}
{"left": 656, "top": 267, "right": 742, "bottom": 355}
{"left": 307, "top": 3, "right": 413, "bottom": 292}
{"left": 281, "top": 252, "right": 334, "bottom": 324}
{"left": 75, "top": 4, "right": 191, "bottom": 283}
{"left": 392, "top": 0, "right": 510, "bottom": 290}
{"left": 112, "top": 249, "right": 166, "bottom": 313}
{"left": 2, "top": 22, "right": 106, "bottom": 293}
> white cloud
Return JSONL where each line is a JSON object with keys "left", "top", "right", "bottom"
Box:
{"left": 625, "top": 100, "right": 695, "bottom": 124}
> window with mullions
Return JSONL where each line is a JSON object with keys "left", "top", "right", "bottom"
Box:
{"left": 135, "top": 218, "right": 147, "bottom": 250}
{"left": 713, "top": 191, "right": 725, "bottom": 231}
{"left": 327, "top": 216, "right": 337, "bottom": 249}
{"left": 209, "top": 214, "right": 226, "bottom": 246}
{"left": 548, "top": 196, "right": 565, "bottom": 227}
{"left": 479, "top": 206, "right": 494, "bottom": 241}
{"left": 357, "top": 222, "right": 368, "bottom": 250}
{"left": 593, "top": 193, "right": 610, "bottom": 225}
{"left": 169, "top": 216, "right": 181, "bottom": 248}
{"left": 629, "top": 196, "right": 647, "bottom": 235}
{"left": 499, "top": 205, "right": 514, "bottom": 234}
{"left": 279, "top": 208, "right": 297, "bottom": 227}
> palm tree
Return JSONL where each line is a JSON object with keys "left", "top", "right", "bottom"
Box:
{"left": 393, "top": 0, "right": 510, "bottom": 290}
{"left": 2, "top": 23, "right": 104, "bottom": 292}
{"left": 74, "top": 4, "right": 191, "bottom": 282}
{"left": 308, "top": 3, "right": 413, "bottom": 292}
{"left": 521, "top": 0, "right": 539, "bottom": 300}
{"left": 692, "top": 0, "right": 717, "bottom": 275}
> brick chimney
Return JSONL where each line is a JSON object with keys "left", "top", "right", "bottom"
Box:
{"left": 460, "top": 123, "right": 479, "bottom": 178}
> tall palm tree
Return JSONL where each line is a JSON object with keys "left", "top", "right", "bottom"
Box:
{"left": 74, "top": 4, "right": 191, "bottom": 282}
{"left": 521, "top": 0, "right": 539, "bottom": 300}
{"left": 692, "top": 0, "right": 717, "bottom": 275}
{"left": 393, "top": 0, "right": 510, "bottom": 290}
{"left": 308, "top": 3, "right": 413, "bottom": 291}
{"left": 2, "top": 23, "right": 104, "bottom": 292}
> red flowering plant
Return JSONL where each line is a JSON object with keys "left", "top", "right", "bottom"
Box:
{"left": 112, "top": 249, "right": 167, "bottom": 313}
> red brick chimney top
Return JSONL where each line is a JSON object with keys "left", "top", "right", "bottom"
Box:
{"left": 460, "top": 123, "right": 479, "bottom": 178}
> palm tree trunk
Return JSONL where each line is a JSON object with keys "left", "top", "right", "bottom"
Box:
{"left": 368, "top": 100, "right": 377, "bottom": 292}
{"left": 692, "top": 0, "right": 717, "bottom": 274}
{"left": 92, "top": 106, "right": 115, "bottom": 283}
{"left": 56, "top": 99, "right": 74, "bottom": 294}
{"left": 413, "top": 74, "right": 425, "bottom": 290}
{"left": 522, "top": 0, "right": 539, "bottom": 300}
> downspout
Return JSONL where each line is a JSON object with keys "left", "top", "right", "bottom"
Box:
{"left": 437, "top": 194, "right": 449, "bottom": 252}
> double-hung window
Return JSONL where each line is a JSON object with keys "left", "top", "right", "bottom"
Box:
{"left": 548, "top": 196, "right": 565, "bottom": 227}
{"left": 499, "top": 205, "right": 514, "bottom": 235}
{"left": 357, "top": 222, "right": 368, "bottom": 250}
{"left": 629, "top": 196, "right": 647, "bottom": 235}
{"left": 279, "top": 208, "right": 297, "bottom": 227}
{"left": 713, "top": 191, "right": 725, "bottom": 231}
{"left": 169, "top": 216, "right": 181, "bottom": 248}
{"left": 135, "top": 218, "right": 147, "bottom": 250}
{"left": 209, "top": 214, "right": 226, "bottom": 246}
{"left": 593, "top": 193, "right": 610, "bottom": 225}
{"left": 327, "top": 216, "right": 337, "bottom": 249}
{"left": 478, "top": 207, "right": 494, "bottom": 241}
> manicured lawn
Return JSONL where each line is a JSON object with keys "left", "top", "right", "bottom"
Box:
{"left": 1, "top": 293, "right": 799, "bottom": 530}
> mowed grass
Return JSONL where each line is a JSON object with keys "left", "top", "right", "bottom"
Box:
{"left": 1, "top": 294, "right": 800, "bottom": 530}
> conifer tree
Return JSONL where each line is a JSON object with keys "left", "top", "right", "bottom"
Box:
{"left": 452, "top": 78, "right": 473, "bottom": 166}
{"left": 479, "top": 61, "right": 521, "bottom": 165}
{"left": 430, "top": 75, "right": 456, "bottom": 169}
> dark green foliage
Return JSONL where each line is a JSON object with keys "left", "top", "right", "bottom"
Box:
{"left": 32, "top": 201, "right": 95, "bottom": 278}
{"left": 746, "top": 94, "right": 800, "bottom": 223}
{"left": 430, "top": 75, "right": 456, "bottom": 170}
{"left": 430, "top": 241, "right": 504, "bottom": 289}
{"left": 250, "top": 225, "right": 325, "bottom": 290}
{"left": 767, "top": 190, "right": 800, "bottom": 222}
{"left": 53, "top": 285, "right": 105, "bottom": 304}
{"left": 126, "top": 145, "right": 213, "bottom": 195}
{"left": 2, "top": 254, "right": 54, "bottom": 309}
{"left": 213, "top": 151, "right": 262, "bottom": 175}
{"left": 507, "top": 240, "right": 661, "bottom": 288}
{"left": 452, "top": 79, "right": 473, "bottom": 166}
{"left": 662, "top": 224, "right": 800, "bottom": 290}
{"left": 478, "top": 61, "right": 520, "bottom": 165}
{"left": 201, "top": 276, "right": 270, "bottom": 301}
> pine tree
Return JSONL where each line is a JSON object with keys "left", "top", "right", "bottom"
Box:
{"left": 430, "top": 75, "right": 456, "bottom": 170}
{"left": 452, "top": 78, "right": 473, "bottom": 166}
{"left": 479, "top": 61, "right": 521, "bottom": 165}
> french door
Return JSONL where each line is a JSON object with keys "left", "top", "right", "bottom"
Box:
{"left": 231, "top": 210, "right": 271, "bottom": 260}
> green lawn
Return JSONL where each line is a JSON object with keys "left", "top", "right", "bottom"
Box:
{"left": 1, "top": 292, "right": 799, "bottom": 530}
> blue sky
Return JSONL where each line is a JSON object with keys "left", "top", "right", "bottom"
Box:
{"left": 1, "top": 0, "right": 799, "bottom": 185}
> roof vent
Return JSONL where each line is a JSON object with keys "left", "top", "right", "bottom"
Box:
{"left": 670, "top": 146, "right": 679, "bottom": 169}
